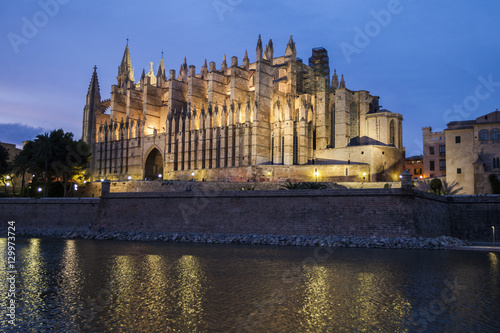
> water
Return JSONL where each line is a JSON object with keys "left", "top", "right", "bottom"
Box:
{"left": 1, "top": 238, "right": 499, "bottom": 332}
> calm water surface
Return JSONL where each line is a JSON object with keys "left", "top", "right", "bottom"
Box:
{"left": 0, "top": 238, "right": 499, "bottom": 332}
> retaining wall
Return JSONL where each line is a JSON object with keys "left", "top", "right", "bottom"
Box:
{"left": 1, "top": 190, "right": 498, "bottom": 241}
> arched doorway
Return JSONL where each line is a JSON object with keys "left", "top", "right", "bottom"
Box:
{"left": 144, "top": 148, "right": 163, "bottom": 180}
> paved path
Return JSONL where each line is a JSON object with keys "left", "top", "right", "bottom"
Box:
{"left": 450, "top": 245, "right": 500, "bottom": 252}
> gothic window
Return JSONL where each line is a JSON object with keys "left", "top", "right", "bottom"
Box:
{"left": 330, "top": 104, "right": 335, "bottom": 147}
{"left": 493, "top": 157, "right": 500, "bottom": 169}
{"left": 293, "top": 122, "right": 298, "bottom": 165}
{"left": 349, "top": 102, "right": 358, "bottom": 146}
{"left": 398, "top": 122, "right": 403, "bottom": 148}
{"left": 479, "top": 129, "right": 489, "bottom": 142}
{"left": 491, "top": 128, "right": 500, "bottom": 142}
{"left": 281, "top": 136, "right": 285, "bottom": 165}
{"left": 389, "top": 120, "right": 395, "bottom": 146}
{"left": 271, "top": 133, "right": 274, "bottom": 165}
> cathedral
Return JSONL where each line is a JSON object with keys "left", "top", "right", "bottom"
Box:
{"left": 82, "top": 36, "right": 404, "bottom": 182}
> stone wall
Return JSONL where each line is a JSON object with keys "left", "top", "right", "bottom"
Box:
{"left": 448, "top": 195, "right": 500, "bottom": 241}
{"left": 94, "top": 188, "right": 449, "bottom": 239}
{"left": 1, "top": 190, "right": 498, "bottom": 242}
{"left": 0, "top": 198, "right": 100, "bottom": 230}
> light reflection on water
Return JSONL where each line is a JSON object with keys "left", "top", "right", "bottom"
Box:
{"left": 0, "top": 238, "right": 499, "bottom": 332}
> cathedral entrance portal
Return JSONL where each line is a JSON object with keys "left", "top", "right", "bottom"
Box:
{"left": 144, "top": 148, "right": 163, "bottom": 180}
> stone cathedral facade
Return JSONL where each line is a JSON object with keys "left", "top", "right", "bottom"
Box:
{"left": 82, "top": 36, "right": 404, "bottom": 182}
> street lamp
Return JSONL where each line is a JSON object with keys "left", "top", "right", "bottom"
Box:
{"left": 314, "top": 169, "right": 319, "bottom": 183}
{"left": 362, "top": 172, "right": 366, "bottom": 182}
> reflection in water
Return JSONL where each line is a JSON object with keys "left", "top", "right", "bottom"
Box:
{"left": 176, "top": 255, "right": 205, "bottom": 332}
{"left": 1, "top": 239, "right": 500, "bottom": 332}
{"left": 300, "top": 265, "right": 332, "bottom": 331}
{"left": 108, "top": 255, "right": 137, "bottom": 329}
{"left": 58, "top": 240, "right": 82, "bottom": 328}
{"left": 489, "top": 252, "right": 498, "bottom": 271}
{"left": 354, "top": 272, "right": 411, "bottom": 332}
{"left": 19, "top": 239, "right": 48, "bottom": 331}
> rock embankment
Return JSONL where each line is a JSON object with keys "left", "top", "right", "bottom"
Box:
{"left": 17, "top": 229, "right": 469, "bottom": 249}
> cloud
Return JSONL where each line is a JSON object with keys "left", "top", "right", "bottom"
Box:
{"left": 0, "top": 123, "right": 48, "bottom": 148}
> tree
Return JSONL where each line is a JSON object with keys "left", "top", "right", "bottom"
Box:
{"left": 22, "top": 129, "right": 91, "bottom": 197}
{"left": 415, "top": 178, "right": 463, "bottom": 195}
{"left": 0, "top": 145, "right": 12, "bottom": 195}
{"left": 12, "top": 142, "right": 35, "bottom": 197}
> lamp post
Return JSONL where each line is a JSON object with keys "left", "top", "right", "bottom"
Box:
{"left": 314, "top": 169, "right": 319, "bottom": 183}
{"left": 362, "top": 172, "right": 366, "bottom": 183}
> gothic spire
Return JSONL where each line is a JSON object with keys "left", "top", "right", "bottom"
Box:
{"left": 332, "top": 69, "right": 339, "bottom": 89}
{"left": 157, "top": 55, "right": 166, "bottom": 79}
{"left": 119, "top": 44, "right": 134, "bottom": 80}
{"left": 256, "top": 34, "right": 263, "bottom": 61}
{"left": 221, "top": 54, "right": 227, "bottom": 71}
{"left": 87, "top": 65, "right": 101, "bottom": 101}
{"left": 339, "top": 74, "right": 346, "bottom": 89}
{"left": 243, "top": 50, "right": 249, "bottom": 70}
{"left": 83, "top": 66, "right": 101, "bottom": 144}
{"left": 285, "top": 35, "right": 296, "bottom": 58}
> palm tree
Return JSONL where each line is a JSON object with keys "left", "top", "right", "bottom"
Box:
{"left": 13, "top": 146, "right": 33, "bottom": 197}
{"left": 33, "top": 132, "right": 56, "bottom": 196}
{"left": 301, "top": 182, "right": 327, "bottom": 189}
{"left": 281, "top": 182, "right": 304, "bottom": 190}
{"left": 441, "top": 179, "right": 463, "bottom": 195}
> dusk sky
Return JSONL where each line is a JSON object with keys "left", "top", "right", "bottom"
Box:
{"left": 1, "top": 1, "right": 500, "bottom": 157}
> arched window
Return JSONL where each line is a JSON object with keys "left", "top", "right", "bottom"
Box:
{"left": 330, "top": 104, "right": 335, "bottom": 147}
{"left": 493, "top": 157, "right": 500, "bottom": 169}
{"left": 389, "top": 120, "right": 395, "bottom": 146}
{"left": 491, "top": 128, "right": 500, "bottom": 142}
{"left": 479, "top": 129, "right": 489, "bottom": 142}
{"left": 349, "top": 102, "right": 358, "bottom": 146}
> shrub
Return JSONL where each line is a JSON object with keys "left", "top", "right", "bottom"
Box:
{"left": 430, "top": 178, "right": 443, "bottom": 195}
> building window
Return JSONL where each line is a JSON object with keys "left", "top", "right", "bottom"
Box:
{"left": 430, "top": 160, "right": 435, "bottom": 171}
{"left": 491, "top": 128, "right": 500, "bottom": 142}
{"left": 389, "top": 120, "right": 395, "bottom": 146}
{"left": 479, "top": 129, "right": 489, "bottom": 143}
{"left": 439, "top": 145, "right": 445, "bottom": 156}
{"left": 494, "top": 157, "right": 500, "bottom": 169}
{"left": 455, "top": 136, "right": 461, "bottom": 143}
{"left": 457, "top": 168, "right": 461, "bottom": 174}
{"left": 414, "top": 168, "right": 422, "bottom": 175}
{"left": 429, "top": 146, "right": 435, "bottom": 155}
{"left": 439, "top": 159, "right": 446, "bottom": 171}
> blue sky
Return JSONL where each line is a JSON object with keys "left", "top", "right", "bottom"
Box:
{"left": 1, "top": 0, "right": 500, "bottom": 157}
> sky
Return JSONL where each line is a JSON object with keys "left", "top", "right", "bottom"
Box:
{"left": 1, "top": 0, "right": 500, "bottom": 157}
